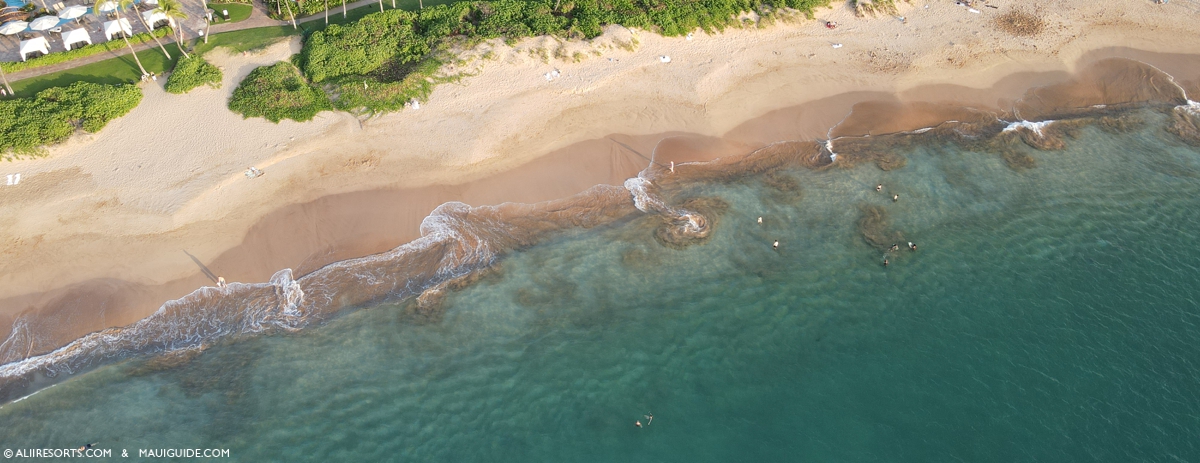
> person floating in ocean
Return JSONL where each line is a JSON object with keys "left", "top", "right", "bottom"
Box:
{"left": 644, "top": 413, "right": 654, "bottom": 425}
{"left": 773, "top": 240, "right": 779, "bottom": 251}
{"left": 890, "top": 243, "right": 899, "bottom": 252}
{"left": 757, "top": 216, "right": 763, "bottom": 224}
{"left": 876, "top": 183, "right": 883, "bottom": 192}
{"left": 635, "top": 420, "right": 643, "bottom": 428}
{"left": 909, "top": 242, "right": 917, "bottom": 251}
{"left": 893, "top": 194, "right": 900, "bottom": 202}
{"left": 78, "top": 443, "right": 97, "bottom": 452}
{"left": 883, "top": 258, "right": 889, "bottom": 267}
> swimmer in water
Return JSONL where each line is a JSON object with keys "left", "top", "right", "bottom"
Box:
{"left": 773, "top": 240, "right": 779, "bottom": 251}
{"left": 635, "top": 420, "right": 643, "bottom": 428}
{"left": 876, "top": 183, "right": 883, "bottom": 192}
{"left": 890, "top": 244, "right": 899, "bottom": 252}
{"left": 883, "top": 258, "right": 889, "bottom": 267}
{"left": 909, "top": 242, "right": 917, "bottom": 251}
{"left": 757, "top": 216, "right": 763, "bottom": 224}
{"left": 644, "top": 413, "right": 654, "bottom": 425}
{"left": 78, "top": 443, "right": 97, "bottom": 452}
{"left": 893, "top": 194, "right": 899, "bottom": 202}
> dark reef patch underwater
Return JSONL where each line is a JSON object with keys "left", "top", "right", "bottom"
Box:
{"left": 2, "top": 57, "right": 1200, "bottom": 462}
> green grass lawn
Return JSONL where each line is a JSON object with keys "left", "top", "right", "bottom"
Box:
{"left": 206, "top": 3, "right": 254, "bottom": 23}
{"left": 6, "top": 0, "right": 457, "bottom": 98}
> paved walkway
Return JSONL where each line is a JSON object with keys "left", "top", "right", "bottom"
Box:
{"left": 3, "top": 0, "right": 392, "bottom": 82}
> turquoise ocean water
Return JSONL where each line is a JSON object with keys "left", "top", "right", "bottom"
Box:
{"left": 2, "top": 108, "right": 1200, "bottom": 461}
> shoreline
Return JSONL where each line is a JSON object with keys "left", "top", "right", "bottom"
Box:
{"left": 2, "top": 0, "right": 1200, "bottom": 362}
{"left": 0, "top": 60, "right": 1198, "bottom": 402}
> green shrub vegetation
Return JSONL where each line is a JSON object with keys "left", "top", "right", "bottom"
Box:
{"left": 0, "top": 82, "right": 142, "bottom": 157}
{"left": 227, "top": 61, "right": 332, "bottom": 122}
{"left": 164, "top": 55, "right": 224, "bottom": 94}
{"left": 0, "top": 28, "right": 171, "bottom": 74}
{"left": 291, "top": 0, "right": 833, "bottom": 113}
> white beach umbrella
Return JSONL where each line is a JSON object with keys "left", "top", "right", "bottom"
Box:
{"left": 58, "top": 5, "right": 89, "bottom": 20}
{"left": 96, "top": 1, "right": 118, "bottom": 13}
{"left": 0, "top": 20, "right": 29, "bottom": 35}
{"left": 28, "top": 15, "right": 61, "bottom": 31}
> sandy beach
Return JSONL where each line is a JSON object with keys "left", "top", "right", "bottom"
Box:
{"left": 2, "top": 0, "right": 1199, "bottom": 362}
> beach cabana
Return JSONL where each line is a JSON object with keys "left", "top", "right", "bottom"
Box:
{"left": 140, "top": 9, "right": 167, "bottom": 29}
{"left": 103, "top": 17, "right": 130, "bottom": 40}
{"left": 62, "top": 26, "right": 89, "bottom": 49}
{"left": 19, "top": 35, "right": 49, "bottom": 60}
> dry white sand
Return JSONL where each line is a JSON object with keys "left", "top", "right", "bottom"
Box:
{"left": 1, "top": 0, "right": 1199, "bottom": 350}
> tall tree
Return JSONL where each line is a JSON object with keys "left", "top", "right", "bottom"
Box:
{"left": 156, "top": 0, "right": 189, "bottom": 58}
{"left": 323, "top": 0, "right": 328, "bottom": 24}
{"left": 281, "top": 0, "right": 296, "bottom": 29}
{"left": 0, "top": 65, "right": 13, "bottom": 96}
{"left": 96, "top": 0, "right": 149, "bottom": 77}
{"left": 126, "top": 0, "right": 171, "bottom": 59}
{"left": 341, "top": 0, "right": 346, "bottom": 18}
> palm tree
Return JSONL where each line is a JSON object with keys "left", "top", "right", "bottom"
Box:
{"left": 157, "top": 0, "right": 189, "bottom": 58}
{"left": 97, "top": 0, "right": 149, "bottom": 77}
{"left": 376, "top": 0, "right": 382, "bottom": 12}
{"left": 0, "top": 65, "right": 13, "bottom": 96}
{"left": 125, "top": 0, "right": 171, "bottom": 59}
{"left": 341, "top": 0, "right": 346, "bottom": 18}
{"left": 281, "top": 0, "right": 296, "bottom": 29}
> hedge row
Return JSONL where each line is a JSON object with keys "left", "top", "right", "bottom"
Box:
{"left": 0, "top": 82, "right": 142, "bottom": 157}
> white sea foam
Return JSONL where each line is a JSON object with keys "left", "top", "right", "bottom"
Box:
{"left": 1003, "top": 120, "right": 1055, "bottom": 137}
{"left": 623, "top": 174, "right": 705, "bottom": 235}
{"left": 1179, "top": 100, "right": 1200, "bottom": 117}
{"left": 0, "top": 199, "right": 523, "bottom": 400}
